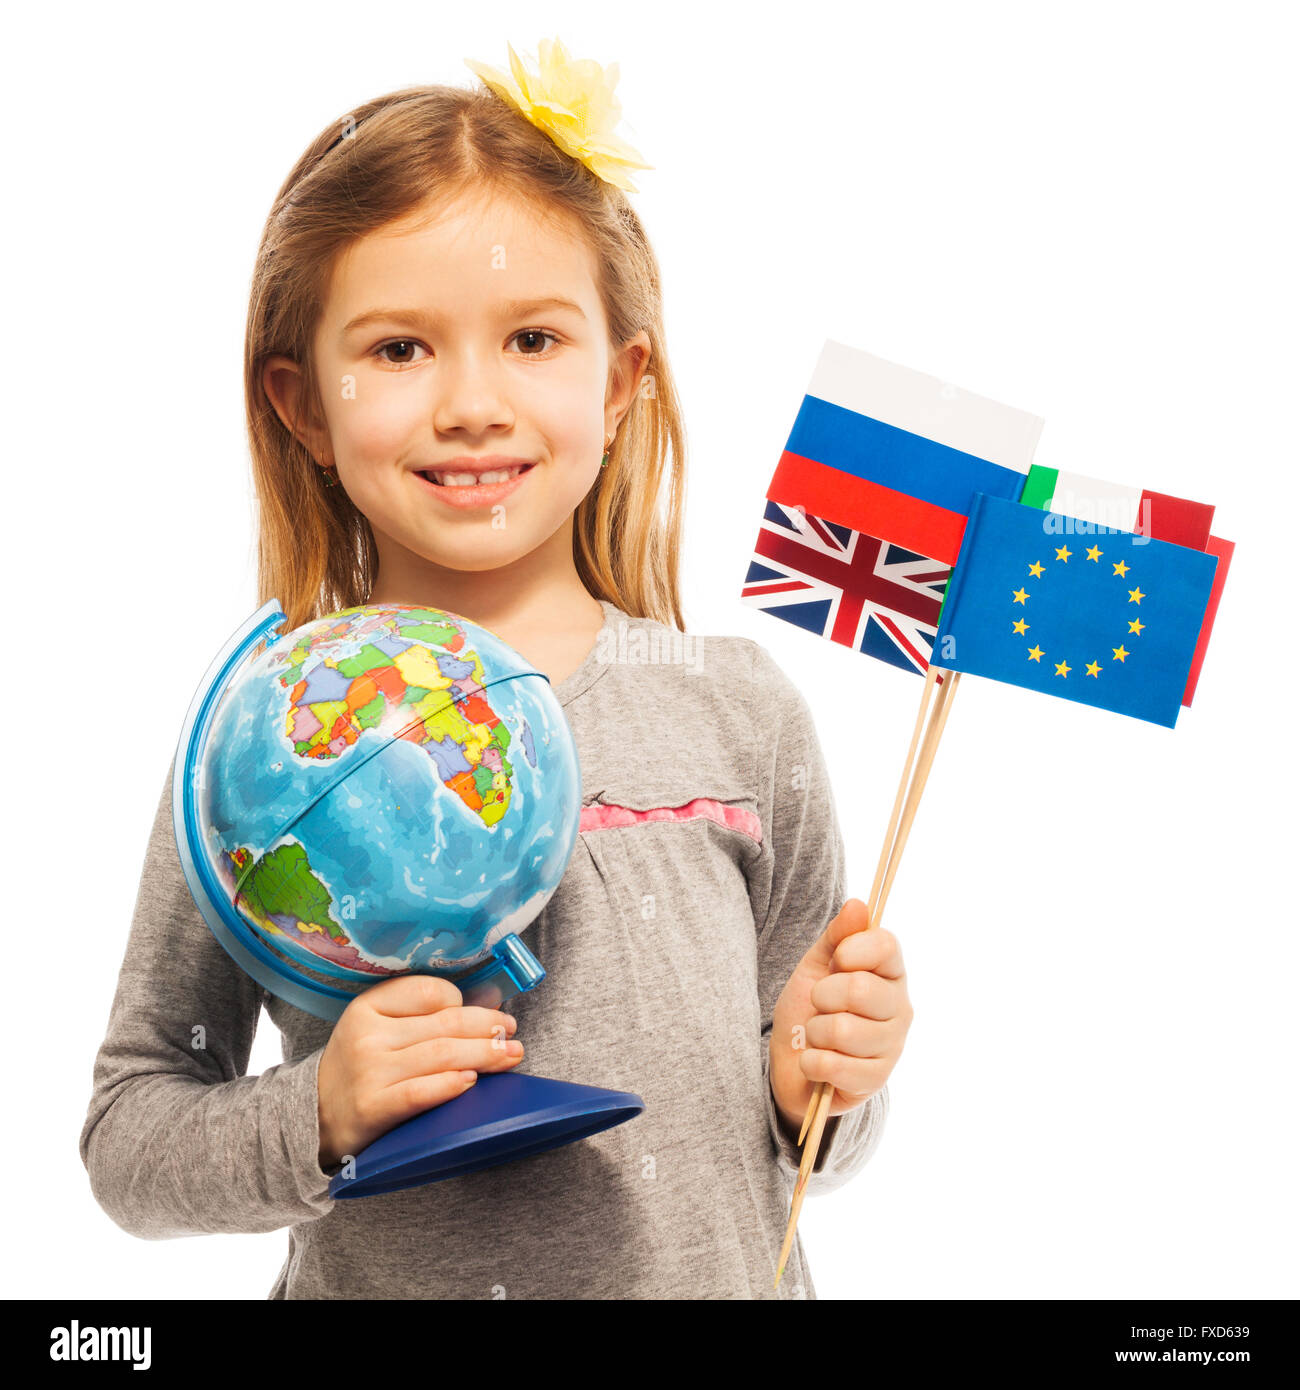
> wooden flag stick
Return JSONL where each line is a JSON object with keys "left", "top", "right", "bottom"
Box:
{"left": 868, "top": 665, "right": 942, "bottom": 915}
{"left": 773, "top": 1076, "right": 834, "bottom": 1283}
{"left": 797, "top": 665, "right": 940, "bottom": 1146}
{"left": 876, "top": 671, "right": 960, "bottom": 915}
{"left": 775, "top": 667, "right": 960, "bottom": 1289}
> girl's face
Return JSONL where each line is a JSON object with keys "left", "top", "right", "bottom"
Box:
{"left": 267, "top": 190, "right": 649, "bottom": 596}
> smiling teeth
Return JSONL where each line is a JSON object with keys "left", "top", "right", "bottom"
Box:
{"left": 430, "top": 466, "right": 525, "bottom": 486}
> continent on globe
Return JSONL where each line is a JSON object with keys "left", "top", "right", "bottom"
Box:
{"left": 220, "top": 842, "right": 399, "bottom": 977}
{"left": 275, "top": 607, "right": 517, "bottom": 828}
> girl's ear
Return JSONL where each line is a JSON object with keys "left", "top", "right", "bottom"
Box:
{"left": 605, "top": 331, "right": 653, "bottom": 436}
{"left": 262, "top": 354, "right": 334, "bottom": 466}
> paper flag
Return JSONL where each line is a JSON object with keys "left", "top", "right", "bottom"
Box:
{"left": 765, "top": 340, "right": 1044, "bottom": 564}
{"left": 931, "top": 494, "right": 1218, "bottom": 727}
{"left": 1019, "top": 464, "right": 1215, "bottom": 552}
{"left": 741, "top": 499, "right": 950, "bottom": 675}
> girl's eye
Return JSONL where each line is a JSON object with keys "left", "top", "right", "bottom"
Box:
{"left": 375, "top": 339, "right": 428, "bottom": 367}
{"left": 510, "top": 329, "right": 559, "bottom": 357}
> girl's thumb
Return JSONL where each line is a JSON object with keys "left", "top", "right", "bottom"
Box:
{"left": 802, "top": 896, "right": 873, "bottom": 975}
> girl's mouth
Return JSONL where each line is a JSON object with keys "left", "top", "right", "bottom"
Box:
{"left": 423, "top": 464, "right": 532, "bottom": 486}
{"left": 413, "top": 464, "right": 535, "bottom": 508}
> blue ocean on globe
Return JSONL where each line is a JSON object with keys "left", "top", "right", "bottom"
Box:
{"left": 193, "top": 604, "right": 581, "bottom": 989}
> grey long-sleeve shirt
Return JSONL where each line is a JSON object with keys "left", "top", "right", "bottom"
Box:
{"left": 80, "top": 598, "right": 889, "bottom": 1299}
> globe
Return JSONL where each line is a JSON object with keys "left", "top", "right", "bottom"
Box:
{"left": 173, "top": 600, "right": 582, "bottom": 1022}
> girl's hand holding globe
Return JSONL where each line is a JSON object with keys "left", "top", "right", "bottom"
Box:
{"left": 317, "top": 976, "right": 525, "bottom": 1170}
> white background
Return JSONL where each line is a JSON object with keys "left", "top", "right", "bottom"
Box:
{"left": 6, "top": 0, "right": 1296, "bottom": 1300}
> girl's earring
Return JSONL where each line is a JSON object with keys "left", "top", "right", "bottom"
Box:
{"left": 600, "top": 434, "right": 613, "bottom": 468}
{"left": 322, "top": 464, "right": 339, "bottom": 488}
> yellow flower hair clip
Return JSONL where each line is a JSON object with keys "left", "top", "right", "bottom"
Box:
{"left": 465, "top": 37, "right": 653, "bottom": 193}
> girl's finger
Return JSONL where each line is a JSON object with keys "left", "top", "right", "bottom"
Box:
{"left": 810, "top": 969, "right": 905, "bottom": 1021}
{"left": 831, "top": 925, "right": 906, "bottom": 979}
{"left": 381, "top": 1033, "right": 525, "bottom": 1088}
{"left": 804, "top": 1010, "right": 885, "bottom": 1060}
{"left": 363, "top": 973, "right": 466, "bottom": 1017}
{"left": 386, "top": 1004, "right": 518, "bottom": 1051}
{"left": 797, "top": 1046, "right": 888, "bottom": 1099}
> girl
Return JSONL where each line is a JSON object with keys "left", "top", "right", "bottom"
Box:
{"left": 80, "top": 41, "right": 912, "bottom": 1300}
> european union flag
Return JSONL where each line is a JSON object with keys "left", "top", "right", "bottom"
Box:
{"left": 931, "top": 493, "right": 1219, "bottom": 727}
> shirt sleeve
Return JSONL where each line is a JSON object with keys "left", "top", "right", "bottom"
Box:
{"left": 746, "top": 641, "right": 890, "bottom": 1197}
{"left": 78, "top": 757, "right": 337, "bottom": 1238}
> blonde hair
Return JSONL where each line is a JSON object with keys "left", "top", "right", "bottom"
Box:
{"left": 244, "top": 83, "right": 687, "bottom": 634}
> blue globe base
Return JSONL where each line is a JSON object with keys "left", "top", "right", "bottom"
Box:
{"left": 327, "top": 1072, "right": 645, "bottom": 1198}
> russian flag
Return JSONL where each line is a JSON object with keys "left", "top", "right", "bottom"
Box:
{"left": 765, "top": 341, "right": 1045, "bottom": 565}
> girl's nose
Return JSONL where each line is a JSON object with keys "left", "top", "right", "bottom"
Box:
{"left": 431, "top": 352, "right": 514, "bottom": 437}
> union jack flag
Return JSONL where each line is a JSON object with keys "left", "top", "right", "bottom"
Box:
{"left": 741, "top": 500, "right": 951, "bottom": 675}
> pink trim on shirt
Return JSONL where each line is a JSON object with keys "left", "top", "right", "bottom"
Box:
{"left": 579, "top": 797, "right": 762, "bottom": 845}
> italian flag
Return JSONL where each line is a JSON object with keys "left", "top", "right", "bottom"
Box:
{"left": 1019, "top": 464, "right": 1214, "bottom": 551}
{"left": 1018, "top": 464, "right": 1231, "bottom": 707}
